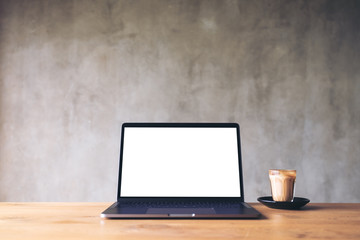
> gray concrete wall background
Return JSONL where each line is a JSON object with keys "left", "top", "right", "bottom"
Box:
{"left": 0, "top": 0, "right": 359, "bottom": 202}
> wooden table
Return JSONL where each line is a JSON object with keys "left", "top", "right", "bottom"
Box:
{"left": 0, "top": 202, "right": 359, "bottom": 239}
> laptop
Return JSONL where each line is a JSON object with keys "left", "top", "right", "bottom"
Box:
{"left": 101, "top": 122, "right": 261, "bottom": 219}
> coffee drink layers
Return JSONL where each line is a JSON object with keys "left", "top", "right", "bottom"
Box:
{"left": 269, "top": 169, "right": 296, "bottom": 202}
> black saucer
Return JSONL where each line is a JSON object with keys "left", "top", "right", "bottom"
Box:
{"left": 257, "top": 196, "right": 310, "bottom": 210}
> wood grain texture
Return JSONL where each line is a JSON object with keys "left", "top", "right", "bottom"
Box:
{"left": 0, "top": 203, "right": 359, "bottom": 239}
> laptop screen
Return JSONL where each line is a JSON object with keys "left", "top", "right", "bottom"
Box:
{"left": 119, "top": 124, "right": 242, "bottom": 197}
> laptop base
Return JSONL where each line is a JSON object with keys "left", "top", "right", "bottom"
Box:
{"left": 101, "top": 202, "right": 261, "bottom": 219}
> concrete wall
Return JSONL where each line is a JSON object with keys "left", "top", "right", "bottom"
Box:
{"left": 0, "top": 0, "right": 359, "bottom": 202}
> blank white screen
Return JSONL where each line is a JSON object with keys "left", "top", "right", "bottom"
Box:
{"left": 120, "top": 127, "right": 241, "bottom": 197}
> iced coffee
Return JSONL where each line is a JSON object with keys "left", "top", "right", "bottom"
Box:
{"left": 269, "top": 169, "right": 296, "bottom": 202}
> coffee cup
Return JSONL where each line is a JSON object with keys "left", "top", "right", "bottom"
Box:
{"left": 269, "top": 169, "right": 296, "bottom": 202}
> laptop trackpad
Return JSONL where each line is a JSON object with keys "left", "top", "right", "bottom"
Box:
{"left": 147, "top": 208, "right": 216, "bottom": 215}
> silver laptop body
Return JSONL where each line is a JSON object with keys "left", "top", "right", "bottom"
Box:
{"left": 101, "top": 123, "right": 260, "bottom": 219}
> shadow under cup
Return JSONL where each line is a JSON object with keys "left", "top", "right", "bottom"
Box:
{"left": 269, "top": 169, "right": 296, "bottom": 202}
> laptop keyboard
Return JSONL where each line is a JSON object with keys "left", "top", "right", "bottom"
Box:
{"left": 119, "top": 201, "right": 243, "bottom": 208}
